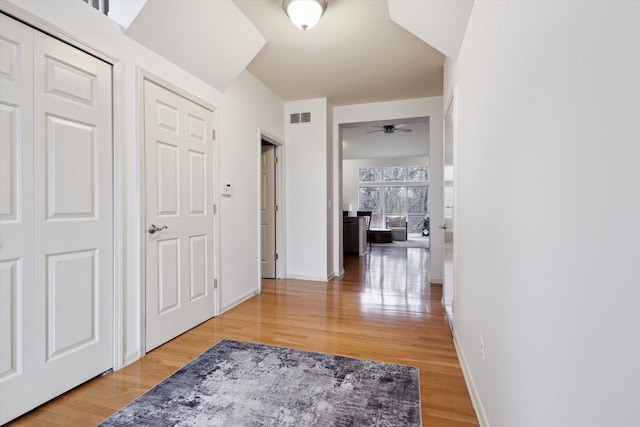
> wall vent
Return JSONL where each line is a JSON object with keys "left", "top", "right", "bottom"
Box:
{"left": 290, "top": 113, "right": 300, "bottom": 124}
{"left": 301, "top": 112, "right": 311, "bottom": 123}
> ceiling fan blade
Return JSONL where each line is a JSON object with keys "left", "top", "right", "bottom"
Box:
{"left": 396, "top": 128, "right": 412, "bottom": 132}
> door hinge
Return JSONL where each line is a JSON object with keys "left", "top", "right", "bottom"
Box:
{"left": 213, "top": 204, "right": 217, "bottom": 214}
{"left": 214, "top": 278, "right": 218, "bottom": 289}
{"left": 274, "top": 253, "right": 279, "bottom": 261}
{"left": 274, "top": 156, "right": 278, "bottom": 164}
{"left": 212, "top": 129, "right": 216, "bottom": 141}
{"left": 274, "top": 205, "right": 279, "bottom": 212}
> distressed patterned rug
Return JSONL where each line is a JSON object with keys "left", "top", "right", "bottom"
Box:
{"left": 100, "top": 339, "right": 421, "bottom": 426}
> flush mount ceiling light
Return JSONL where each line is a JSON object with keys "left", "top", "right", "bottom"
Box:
{"left": 283, "top": 0, "right": 327, "bottom": 31}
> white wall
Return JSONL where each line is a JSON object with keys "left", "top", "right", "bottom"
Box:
{"left": 3, "top": 0, "right": 284, "bottom": 367}
{"left": 444, "top": 1, "right": 640, "bottom": 426}
{"left": 342, "top": 156, "right": 430, "bottom": 218}
{"left": 219, "top": 70, "right": 284, "bottom": 311}
{"left": 333, "top": 97, "right": 443, "bottom": 280}
{"left": 285, "top": 98, "right": 330, "bottom": 281}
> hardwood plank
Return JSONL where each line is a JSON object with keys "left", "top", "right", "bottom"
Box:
{"left": 8, "top": 246, "right": 478, "bottom": 426}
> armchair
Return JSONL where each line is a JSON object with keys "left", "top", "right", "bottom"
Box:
{"left": 386, "top": 215, "right": 408, "bottom": 241}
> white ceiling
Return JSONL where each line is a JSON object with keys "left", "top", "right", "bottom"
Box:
{"left": 342, "top": 118, "right": 429, "bottom": 160}
{"left": 113, "top": 0, "right": 471, "bottom": 160}
{"left": 233, "top": 0, "right": 445, "bottom": 106}
{"left": 115, "top": 0, "right": 474, "bottom": 107}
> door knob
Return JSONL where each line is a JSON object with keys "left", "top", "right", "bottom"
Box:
{"left": 439, "top": 224, "right": 449, "bottom": 230}
{"left": 147, "top": 224, "right": 168, "bottom": 234}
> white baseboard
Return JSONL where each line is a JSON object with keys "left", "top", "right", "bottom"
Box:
{"left": 430, "top": 277, "right": 443, "bottom": 284}
{"left": 453, "top": 333, "right": 490, "bottom": 427}
{"left": 286, "top": 273, "right": 331, "bottom": 282}
{"left": 219, "top": 288, "right": 260, "bottom": 315}
{"left": 337, "top": 268, "right": 345, "bottom": 277}
{"left": 123, "top": 349, "right": 141, "bottom": 368}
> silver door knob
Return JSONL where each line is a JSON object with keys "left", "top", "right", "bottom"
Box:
{"left": 147, "top": 224, "right": 168, "bottom": 234}
{"left": 439, "top": 224, "right": 449, "bottom": 230}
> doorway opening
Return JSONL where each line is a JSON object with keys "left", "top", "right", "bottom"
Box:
{"left": 339, "top": 117, "right": 431, "bottom": 269}
{"left": 261, "top": 140, "right": 278, "bottom": 279}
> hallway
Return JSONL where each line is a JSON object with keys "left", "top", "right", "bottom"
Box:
{"left": 11, "top": 246, "right": 478, "bottom": 426}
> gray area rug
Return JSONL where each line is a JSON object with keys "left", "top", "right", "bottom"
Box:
{"left": 100, "top": 339, "right": 421, "bottom": 426}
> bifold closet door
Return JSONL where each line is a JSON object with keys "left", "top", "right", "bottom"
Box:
{"left": 0, "top": 13, "right": 36, "bottom": 422}
{"left": 0, "top": 14, "right": 113, "bottom": 423}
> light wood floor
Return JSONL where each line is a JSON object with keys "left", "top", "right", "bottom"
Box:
{"left": 10, "top": 246, "right": 479, "bottom": 426}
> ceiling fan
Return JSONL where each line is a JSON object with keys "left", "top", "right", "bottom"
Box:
{"left": 366, "top": 124, "right": 412, "bottom": 134}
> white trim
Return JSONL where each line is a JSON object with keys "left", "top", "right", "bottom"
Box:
{"left": 255, "top": 132, "right": 263, "bottom": 290}
{"left": 136, "top": 67, "right": 147, "bottom": 357}
{"left": 429, "top": 277, "right": 443, "bottom": 284}
{"left": 286, "top": 273, "right": 332, "bottom": 282}
{"left": 111, "top": 60, "right": 125, "bottom": 370}
{"left": 0, "top": 1, "right": 113, "bottom": 61}
{"left": 0, "top": 3, "right": 127, "bottom": 372}
{"left": 123, "top": 349, "right": 141, "bottom": 367}
{"left": 219, "top": 289, "right": 260, "bottom": 315}
{"left": 258, "top": 129, "right": 287, "bottom": 280}
{"left": 454, "top": 333, "right": 489, "bottom": 427}
{"left": 137, "top": 68, "right": 220, "bottom": 354}
{"left": 212, "top": 109, "right": 221, "bottom": 316}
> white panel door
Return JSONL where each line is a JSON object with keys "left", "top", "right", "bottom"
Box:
{"left": 261, "top": 144, "right": 276, "bottom": 278}
{"left": 144, "top": 80, "right": 215, "bottom": 351}
{"left": 0, "top": 15, "right": 113, "bottom": 424}
{"left": 0, "top": 14, "right": 36, "bottom": 422}
{"left": 31, "top": 24, "right": 113, "bottom": 408}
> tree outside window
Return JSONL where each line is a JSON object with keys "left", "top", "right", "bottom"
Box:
{"left": 358, "top": 166, "right": 429, "bottom": 233}
{"left": 358, "top": 187, "right": 381, "bottom": 228}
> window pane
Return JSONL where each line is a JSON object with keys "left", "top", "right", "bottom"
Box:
{"left": 384, "top": 187, "right": 405, "bottom": 214}
{"left": 359, "top": 168, "right": 381, "bottom": 182}
{"left": 407, "top": 166, "right": 428, "bottom": 182}
{"left": 383, "top": 167, "right": 406, "bottom": 182}
{"left": 407, "top": 186, "right": 428, "bottom": 214}
{"left": 359, "top": 187, "right": 380, "bottom": 213}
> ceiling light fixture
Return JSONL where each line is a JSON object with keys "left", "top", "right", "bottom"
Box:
{"left": 282, "top": 0, "right": 327, "bottom": 31}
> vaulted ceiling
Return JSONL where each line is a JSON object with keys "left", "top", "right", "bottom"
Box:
{"left": 117, "top": 0, "right": 473, "bottom": 106}
{"left": 112, "top": 0, "right": 473, "bottom": 159}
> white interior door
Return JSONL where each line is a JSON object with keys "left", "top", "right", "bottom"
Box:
{"left": 0, "top": 14, "right": 36, "bottom": 423}
{"left": 261, "top": 144, "right": 276, "bottom": 278}
{"left": 1, "top": 14, "right": 113, "bottom": 423}
{"left": 442, "top": 94, "right": 456, "bottom": 329}
{"left": 144, "top": 79, "right": 215, "bottom": 352}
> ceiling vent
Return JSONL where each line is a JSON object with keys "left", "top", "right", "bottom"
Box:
{"left": 301, "top": 112, "right": 311, "bottom": 123}
{"left": 290, "top": 113, "right": 300, "bottom": 124}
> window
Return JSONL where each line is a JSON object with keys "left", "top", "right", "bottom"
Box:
{"left": 358, "top": 166, "right": 429, "bottom": 233}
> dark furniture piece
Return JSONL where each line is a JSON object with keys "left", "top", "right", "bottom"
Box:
{"left": 367, "top": 228, "right": 393, "bottom": 243}
{"left": 343, "top": 216, "right": 367, "bottom": 255}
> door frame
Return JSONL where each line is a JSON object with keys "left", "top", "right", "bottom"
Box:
{"left": 257, "top": 129, "right": 285, "bottom": 287}
{"left": 0, "top": 5, "right": 126, "bottom": 370}
{"left": 442, "top": 86, "right": 458, "bottom": 331}
{"left": 138, "top": 69, "right": 220, "bottom": 353}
